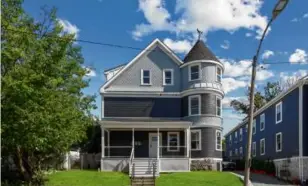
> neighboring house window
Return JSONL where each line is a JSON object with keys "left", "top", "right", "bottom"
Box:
{"left": 252, "top": 142, "right": 256, "bottom": 157}
{"left": 189, "top": 95, "right": 201, "bottom": 116}
{"left": 276, "top": 102, "right": 283, "bottom": 123}
{"left": 216, "top": 130, "right": 222, "bottom": 151}
{"left": 229, "top": 135, "right": 232, "bottom": 145}
{"left": 234, "top": 131, "right": 238, "bottom": 143}
{"left": 229, "top": 150, "right": 232, "bottom": 157}
{"left": 260, "top": 138, "right": 265, "bottom": 155}
{"left": 191, "top": 130, "right": 201, "bottom": 150}
{"left": 276, "top": 132, "right": 282, "bottom": 152}
{"left": 216, "top": 67, "right": 222, "bottom": 82}
{"left": 167, "top": 132, "right": 179, "bottom": 151}
{"left": 235, "top": 149, "right": 238, "bottom": 156}
{"left": 246, "top": 124, "right": 248, "bottom": 132}
{"left": 189, "top": 64, "right": 200, "bottom": 81}
{"left": 216, "top": 96, "right": 222, "bottom": 116}
{"left": 163, "top": 69, "right": 173, "bottom": 85}
{"left": 141, "top": 69, "right": 151, "bottom": 85}
{"left": 253, "top": 119, "right": 256, "bottom": 135}
{"left": 260, "top": 113, "right": 265, "bottom": 131}
{"left": 239, "top": 128, "right": 243, "bottom": 141}
{"left": 240, "top": 147, "right": 243, "bottom": 155}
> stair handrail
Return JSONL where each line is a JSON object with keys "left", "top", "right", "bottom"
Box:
{"left": 129, "top": 146, "right": 134, "bottom": 178}
{"left": 152, "top": 162, "right": 156, "bottom": 185}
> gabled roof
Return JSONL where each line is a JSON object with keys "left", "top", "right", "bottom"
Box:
{"left": 183, "top": 40, "right": 220, "bottom": 63}
{"left": 104, "top": 63, "right": 127, "bottom": 73}
{"left": 100, "top": 39, "right": 184, "bottom": 93}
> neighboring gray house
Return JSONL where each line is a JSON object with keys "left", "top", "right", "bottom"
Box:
{"left": 99, "top": 38, "right": 224, "bottom": 176}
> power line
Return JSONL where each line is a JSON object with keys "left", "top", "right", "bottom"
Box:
{"left": 262, "top": 61, "right": 308, "bottom": 65}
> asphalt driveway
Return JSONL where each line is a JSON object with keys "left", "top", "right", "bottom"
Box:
{"left": 233, "top": 171, "right": 294, "bottom": 186}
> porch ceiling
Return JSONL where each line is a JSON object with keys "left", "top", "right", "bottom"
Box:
{"left": 100, "top": 117, "right": 192, "bottom": 129}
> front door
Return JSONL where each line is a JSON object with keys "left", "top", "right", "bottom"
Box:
{"left": 149, "top": 133, "right": 162, "bottom": 158}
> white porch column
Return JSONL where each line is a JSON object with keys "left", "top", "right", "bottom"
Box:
{"left": 101, "top": 125, "right": 105, "bottom": 171}
{"left": 157, "top": 128, "right": 160, "bottom": 159}
{"left": 107, "top": 130, "right": 110, "bottom": 157}
{"left": 186, "top": 127, "right": 190, "bottom": 158}
{"left": 132, "top": 128, "right": 135, "bottom": 158}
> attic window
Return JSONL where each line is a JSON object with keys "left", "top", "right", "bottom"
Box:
{"left": 141, "top": 69, "right": 151, "bottom": 85}
{"left": 189, "top": 64, "right": 200, "bottom": 81}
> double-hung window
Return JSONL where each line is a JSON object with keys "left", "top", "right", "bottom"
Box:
{"left": 276, "top": 132, "right": 282, "bottom": 152}
{"left": 216, "top": 96, "right": 222, "bottom": 116}
{"left": 229, "top": 150, "right": 232, "bottom": 157}
{"left": 252, "top": 142, "right": 256, "bottom": 157}
{"left": 141, "top": 69, "right": 151, "bottom": 85}
{"left": 253, "top": 119, "right": 256, "bottom": 135}
{"left": 260, "top": 138, "right": 265, "bottom": 155}
{"left": 240, "top": 147, "right": 243, "bottom": 155}
{"left": 235, "top": 149, "right": 238, "bottom": 156}
{"left": 216, "top": 130, "right": 222, "bottom": 151}
{"left": 239, "top": 128, "right": 243, "bottom": 141}
{"left": 276, "top": 102, "right": 282, "bottom": 123}
{"left": 163, "top": 69, "right": 173, "bottom": 85}
{"left": 216, "top": 67, "right": 222, "bottom": 82}
{"left": 167, "top": 132, "right": 179, "bottom": 151}
{"left": 189, "top": 95, "right": 201, "bottom": 115}
{"left": 189, "top": 64, "right": 200, "bottom": 81}
{"left": 191, "top": 130, "right": 201, "bottom": 150}
{"left": 234, "top": 131, "right": 238, "bottom": 143}
{"left": 260, "top": 113, "right": 265, "bottom": 131}
{"left": 229, "top": 135, "right": 232, "bottom": 145}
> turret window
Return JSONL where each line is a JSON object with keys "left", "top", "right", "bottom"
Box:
{"left": 216, "top": 67, "right": 222, "bottom": 82}
{"left": 216, "top": 96, "right": 222, "bottom": 116}
{"left": 189, "top": 64, "right": 200, "bottom": 81}
{"left": 189, "top": 95, "right": 201, "bottom": 116}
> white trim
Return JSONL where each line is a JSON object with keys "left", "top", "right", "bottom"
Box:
{"left": 239, "top": 128, "right": 243, "bottom": 141}
{"left": 275, "top": 102, "right": 283, "bottom": 124}
{"left": 191, "top": 129, "right": 201, "bottom": 151}
{"left": 299, "top": 84, "right": 303, "bottom": 181}
{"left": 188, "top": 64, "right": 201, "bottom": 81}
{"left": 167, "top": 132, "right": 180, "bottom": 152}
{"left": 216, "top": 66, "right": 222, "bottom": 83}
{"left": 215, "top": 130, "right": 222, "bottom": 151}
{"left": 260, "top": 138, "right": 265, "bottom": 156}
{"left": 276, "top": 132, "right": 282, "bottom": 152}
{"left": 101, "top": 95, "right": 104, "bottom": 119}
{"left": 141, "top": 69, "right": 151, "bottom": 85}
{"left": 163, "top": 69, "right": 174, "bottom": 86}
{"left": 180, "top": 60, "right": 224, "bottom": 71}
{"left": 253, "top": 119, "right": 256, "bottom": 135}
{"left": 216, "top": 96, "right": 222, "bottom": 117}
{"left": 100, "top": 39, "right": 183, "bottom": 92}
{"left": 224, "top": 77, "right": 308, "bottom": 137}
{"left": 188, "top": 95, "right": 201, "bottom": 116}
{"left": 101, "top": 121, "right": 191, "bottom": 129}
{"left": 181, "top": 88, "right": 224, "bottom": 98}
{"left": 252, "top": 142, "right": 256, "bottom": 157}
{"left": 190, "top": 158, "right": 223, "bottom": 161}
{"left": 260, "top": 113, "right": 265, "bottom": 131}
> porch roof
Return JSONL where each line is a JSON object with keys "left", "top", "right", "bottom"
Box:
{"left": 100, "top": 117, "right": 192, "bottom": 129}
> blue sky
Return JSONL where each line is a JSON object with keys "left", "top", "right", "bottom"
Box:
{"left": 23, "top": 0, "right": 308, "bottom": 134}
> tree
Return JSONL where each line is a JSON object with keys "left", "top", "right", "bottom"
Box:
{"left": 264, "top": 82, "right": 282, "bottom": 102}
{"left": 1, "top": 1, "right": 96, "bottom": 184}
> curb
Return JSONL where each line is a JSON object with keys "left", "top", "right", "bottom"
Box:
{"left": 229, "top": 172, "right": 253, "bottom": 186}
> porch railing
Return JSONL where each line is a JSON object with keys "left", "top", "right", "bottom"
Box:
{"left": 104, "top": 146, "right": 132, "bottom": 158}
{"left": 158, "top": 146, "right": 189, "bottom": 158}
{"left": 129, "top": 147, "right": 135, "bottom": 179}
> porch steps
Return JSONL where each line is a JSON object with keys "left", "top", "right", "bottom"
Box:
{"left": 131, "top": 177, "right": 155, "bottom": 186}
{"left": 130, "top": 159, "right": 159, "bottom": 177}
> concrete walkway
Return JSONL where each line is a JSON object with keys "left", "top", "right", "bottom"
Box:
{"left": 233, "top": 171, "right": 294, "bottom": 186}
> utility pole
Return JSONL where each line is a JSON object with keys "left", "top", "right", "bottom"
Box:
{"left": 243, "top": 1, "right": 289, "bottom": 185}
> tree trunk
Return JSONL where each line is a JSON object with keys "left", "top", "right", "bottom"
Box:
{"left": 15, "top": 146, "right": 31, "bottom": 182}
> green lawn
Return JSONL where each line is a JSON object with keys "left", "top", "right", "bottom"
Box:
{"left": 46, "top": 170, "right": 242, "bottom": 186}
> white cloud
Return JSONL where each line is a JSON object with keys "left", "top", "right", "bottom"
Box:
{"left": 256, "top": 69, "right": 274, "bottom": 81}
{"left": 222, "top": 77, "right": 248, "bottom": 94}
{"left": 279, "top": 70, "right": 308, "bottom": 90}
{"left": 220, "top": 40, "right": 230, "bottom": 50}
{"left": 303, "top": 13, "right": 308, "bottom": 18}
{"left": 290, "top": 13, "right": 308, "bottom": 23}
{"left": 245, "top": 33, "right": 253, "bottom": 37}
{"left": 222, "top": 96, "right": 247, "bottom": 109}
{"left": 84, "top": 67, "right": 96, "bottom": 77}
{"left": 132, "top": 0, "right": 268, "bottom": 40}
{"left": 58, "top": 19, "right": 80, "bottom": 39}
{"left": 261, "top": 50, "right": 274, "bottom": 59}
{"left": 291, "top": 18, "right": 298, "bottom": 22}
{"left": 289, "top": 49, "right": 308, "bottom": 63}
{"left": 163, "top": 38, "right": 193, "bottom": 54}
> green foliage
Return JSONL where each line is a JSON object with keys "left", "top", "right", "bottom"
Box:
{"left": 230, "top": 82, "right": 282, "bottom": 116}
{"left": 1, "top": 0, "right": 96, "bottom": 184}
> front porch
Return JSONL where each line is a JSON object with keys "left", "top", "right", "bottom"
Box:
{"left": 100, "top": 118, "right": 192, "bottom": 174}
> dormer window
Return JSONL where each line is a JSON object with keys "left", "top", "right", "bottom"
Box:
{"left": 189, "top": 64, "right": 200, "bottom": 81}
{"left": 141, "top": 69, "right": 151, "bottom": 85}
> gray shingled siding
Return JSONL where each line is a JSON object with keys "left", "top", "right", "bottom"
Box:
{"left": 106, "top": 47, "right": 181, "bottom": 92}
{"left": 181, "top": 63, "right": 221, "bottom": 90}
{"left": 191, "top": 127, "right": 222, "bottom": 158}
{"left": 201, "top": 93, "right": 216, "bottom": 115}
